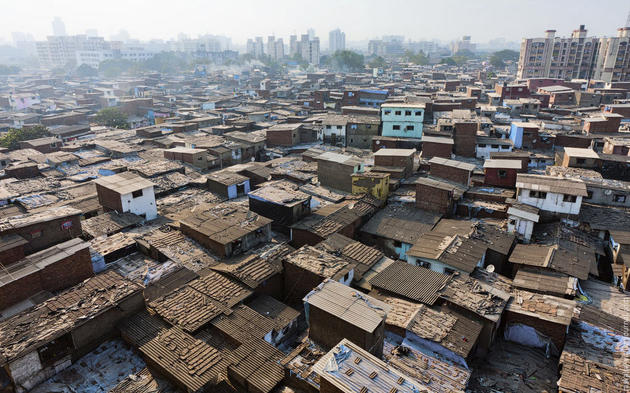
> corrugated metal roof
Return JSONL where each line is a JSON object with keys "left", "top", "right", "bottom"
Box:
{"left": 369, "top": 262, "right": 450, "bottom": 305}
{"left": 304, "top": 279, "right": 390, "bottom": 333}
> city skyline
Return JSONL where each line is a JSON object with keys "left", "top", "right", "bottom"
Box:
{"left": 1, "top": 0, "right": 628, "bottom": 46}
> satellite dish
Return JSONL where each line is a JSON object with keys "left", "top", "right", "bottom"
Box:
{"left": 486, "top": 265, "right": 495, "bottom": 273}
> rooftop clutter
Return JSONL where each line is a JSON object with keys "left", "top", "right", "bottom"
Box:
{"left": 1, "top": 42, "right": 630, "bottom": 393}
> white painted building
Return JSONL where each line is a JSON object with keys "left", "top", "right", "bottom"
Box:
{"left": 516, "top": 174, "right": 587, "bottom": 216}
{"left": 407, "top": 233, "right": 486, "bottom": 276}
{"left": 321, "top": 115, "right": 348, "bottom": 146}
{"left": 507, "top": 202, "right": 540, "bottom": 242}
{"left": 475, "top": 137, "right": 513, "bottom": 159}
{"left": 94, "top": 172, "right": 158, "bottom": 220}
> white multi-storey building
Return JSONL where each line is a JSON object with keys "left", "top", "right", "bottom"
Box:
{"left": 517, "top": 25, "right": 630, "bottom": 82}
{"left": 329, "top": 28, "right": 346, "bottom": 53}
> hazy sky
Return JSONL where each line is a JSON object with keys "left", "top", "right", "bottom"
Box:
{"left": 1, "top": 0, "right": 628, "bottom": 45}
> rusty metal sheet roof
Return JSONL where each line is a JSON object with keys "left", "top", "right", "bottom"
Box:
{"left": 139, "top": 327, "right": 224, "bottom": 392}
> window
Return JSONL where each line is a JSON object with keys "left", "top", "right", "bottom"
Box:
{"left": 478, "top": 144, "right": 486, "bottom": 148}
{"left": 392, "top": 125, "right": 401, "bottom": 130}
{"left": 405, "top": 111, "right": 411, "bottom": 116}
{"left": 491, "top": 144, "right": 499, "bottom": 148}
{"left": 343, "top": 272, "right": 350, "bottom": 281}
{"left": 395, "top": 110, "right": 402, "bottom": 115}
{"left": 406, "top": 125, "right": 415, "bottom": 131}
{"left": 509, "top": 219, "right": 516, "bottom": 226}
{"left": 393, "top": 240, "right": 402, "bottom": 247}
{"left": 420, "top": 261, "right": 431, "bottom": 269}
{"left": 132, "top": 189, "right": 143, "bottom": 198}
{"left": 614, "top": 194, "right": 627, "bottom": 203}
{"left": 576, "top": 158, "right": 586, "bottom": 164}
{"left": 31, "top": 230, "right": 42, "bottom": 239}
{"left": 351, "top": 124, "right": 357, "bottom": 129}
{"left": 444, "top": 267, "right": 456, "bottom": 275}
{"left": 415, "top": 111, "right": 422, "bottom": 116}
{"left": 498, "top": 169, "right": 507, "bottom": 178}
{"left": 197, "top": 156, "right": 203, "bottom": 160}
{"left": 384, "top": 110, "right": 391, "bottom": 115}
{"left": 326, "top": 125, "right": 331, "bottom": 129}
{"left": 530, "top": 191, "right": 547, "bottom": 199}
{"left": 336, "top": 125, "right": 342, "bottom": 130}
{"left": 563, "top": 194, "right": 577, "bottom": 203}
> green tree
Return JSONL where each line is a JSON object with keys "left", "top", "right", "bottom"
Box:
{"left": 327, "top": 50, "right": 364, "bottom": 72}
{"left": 99, "top": 58, "right": 135, "bottom": 77}
{"left": 0, "top": 64, "right": 20, "bottom": 75}
{"left": 440, "top": 57, "right": 457, "bottom": 66}
{"left": 142, "top": 52, "right": 187, "bottom": 74}
{"left": 76, "top": 63, "right": 98, "bottom": 77}
{"left": 489, "top": 49, "right": 519, "bottom": 68}
{"left": 0, "top": 125, "right": 50, "bottom": 149}
{"left": 95, "top": 107, "right": 128, "bottom": 129}
{"left": 368, "top": 56, "right": 387, "bottom": 69}
{"left": 404, "top": 50, "right": 429, "bottom": 65}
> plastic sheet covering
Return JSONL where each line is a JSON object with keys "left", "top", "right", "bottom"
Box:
{"left": 504, "top": 323, "right": 557, "bottom": 356}
{"left": 324, "top": 344, "right": 351, "bottom": 372}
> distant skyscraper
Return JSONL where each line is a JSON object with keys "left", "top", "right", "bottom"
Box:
{"left": 329, "top": 28, "right": 346, "bottom": 53}
{"left": 86, "top": 29, "right": 98, "bottom": 38}
{"left": 451, "top": 36, "right": 476, "bottom": 54}
{"left": 275, "top": 38, "right": 284, "bottom": 60}
{"left": 52, "top": 17, "right": 66, "bottom": 36}
{"left": 289, "top": 35, "right": 298, "bottom": 56}
{"left": 307, "top": 28, "right": 315, "bottom": 40}
{"left": 267, "top": 35, "right": 276, "bottom": 59}
{"left": 301, "top": 34, "right": 320, "bottom": 66}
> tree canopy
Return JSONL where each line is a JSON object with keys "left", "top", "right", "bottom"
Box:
{"left": 76, "top": 63, "right": 98, "bottom": 77}
{"left": 489, "top": 49, "right": 519, "bottom": 68}
{"left": 326, "top": 50, "right": 365, "bottom": 72}
{"left": 0, "top": 125, "right": 50, "bottom": 150}
{"left": 0, "top": 64, "right": 20, "bottom": 75}
{"left": 368, "top": 56, "right": 387, "bottom": 69}
{"left": 95, "top": 107, "right": 129, "bottom": 129}
{"left": 404, "top": 50, "right": 429, "bottom": 65}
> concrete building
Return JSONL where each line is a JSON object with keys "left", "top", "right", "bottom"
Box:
{"left": 301, "top": 34, "right": 320, "bottom": 65}
{"left": 452, "top": 35, "right": 476, "bottom": 54}
{"left": 52, "top": 17, "right": 66, "bottom": 36}
{"left": 517, "top": 25, "right": 630, "bottom": 82}
{"left": 381, "top": 103, "right": 424, "bottom": 139}
{"left": 328, "top": 28, "right": 346, "bottom": 53}
{"left": 593, "top": 27, "right": 630, "bottom": 82}
{"left": 94, "top": 172, "right": 158, "bottom": 220}
{"left": 516, "top": 174, "right": 587, "bottom": 216}
{"left": 315, "top": 152, "right": 364, "bottom": 193}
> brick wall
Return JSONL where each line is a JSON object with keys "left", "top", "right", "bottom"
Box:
{"left": 0, "top": 245, "right": 93, "bottom": 310}
{"left": 422, "top": 141, "right": 452, "bottom": 159}
{"left": 374, "top": 154, "right": 413, "bottom": 177}
{"left": 266, "top": 129, "right": 297, "bottom": 146}
{"left": 416, "top": 183, "right": 452, "bottom": 214}
{"left": 0, "top": 242, "right": 25, "bottom": 266}
{"left": 453, "top": 122, "right": 477, "bottom": 157}
{"left": 585, "top": 117, "right": 622, "bottom": 133}
{"left": 317, "top": 160, "right": 355, "bottom": 193}
{"left": 484, "top": 168, "right": 517, "bottom": 188}
{"left": 95, "top": 184, "right": 124, "bottom": 212}
{"left": 429, "top": 163, "right": 470, "bottom": 186}
{"left": 1, "top": 215, "right": 82, "bottom": 255}
{"left": 4, "top": 165, "right": 40, "bottom": 179}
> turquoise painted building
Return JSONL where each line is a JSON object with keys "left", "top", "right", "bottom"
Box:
{"left": 381, "top": 103, "right": 425, "bottom": 139}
